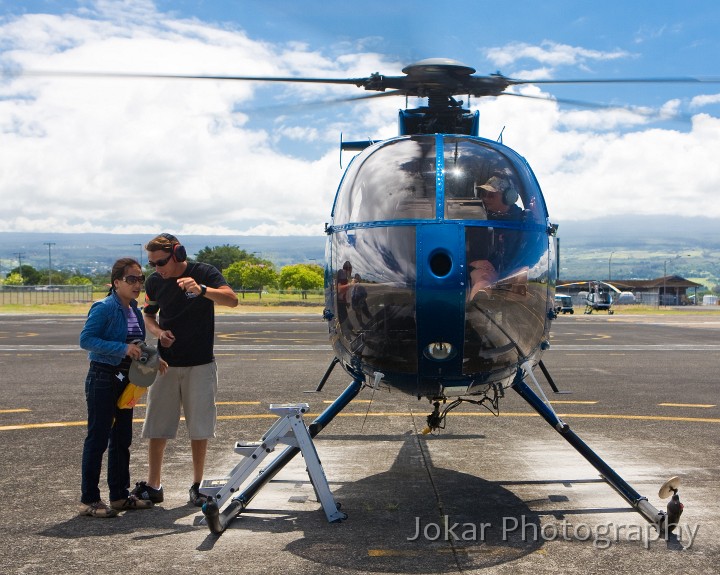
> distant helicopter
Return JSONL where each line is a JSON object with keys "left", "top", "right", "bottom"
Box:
{"left": 19, "top": 58, "right": 699, "bottom": 535}
{"left": 558, "top": 280, "right": 621, "bottom": 314}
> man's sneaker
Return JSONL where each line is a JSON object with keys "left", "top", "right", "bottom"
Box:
{"left": 131, "top": 481, "right": 164, "bottom": 503}
{"left": 189, "top": 483, "right": 207, "bottom": 507}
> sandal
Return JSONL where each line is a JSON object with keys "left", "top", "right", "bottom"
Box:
{"left": 78, "top": 500, "right": 118, "bottom": 518}
{"left": 110, "top": 494, "right": 154, "bottom": 511}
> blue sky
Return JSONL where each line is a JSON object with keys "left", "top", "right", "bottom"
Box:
{"left": 1, "top": 0, "right": 719, "bottom": 236}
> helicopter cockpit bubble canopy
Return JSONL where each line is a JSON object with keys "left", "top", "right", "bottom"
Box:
{"left": 327, "top": 134, "right": 555, "bottom": 399}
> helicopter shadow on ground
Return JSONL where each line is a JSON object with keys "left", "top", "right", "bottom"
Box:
{"left": 198, "top": 431, "right": 544, "bottom": 572}
{"left": 316, "top": 433, "right": 488, "bottom": 441}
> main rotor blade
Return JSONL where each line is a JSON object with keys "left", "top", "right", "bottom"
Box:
{"left": 510, "top": 76, "right": 720, "bottom": 86}
{"left": 500, "top": 91, "right": 692, "bottom": 123}
{"left": 16, "top": 69, "right": 373, "bottom": 86}
{"left": 501, "top": 91, "right": 625, "bottom": 110}
{"left": 245, "top": 89, "right": 404, "bottom": 116}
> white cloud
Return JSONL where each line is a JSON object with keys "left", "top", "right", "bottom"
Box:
{"left": 1, "top": 4, "right": 719, "bottom": 238}
{"left": 485, "top": 41, "right": 630, "bottom": 72}
{"left": 690, "top": 93, "right": 720, "bottom": 108}
{"left": 0, "top": 6, "right": 395, "bottom": 236}
{"left": 475, "top": 89, "right": 720, "bottom": 221}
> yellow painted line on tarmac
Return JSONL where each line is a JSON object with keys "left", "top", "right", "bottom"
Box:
{"left": 369, "top": 547, "right": 502, "bottom": 557}
{"left": 0, "top": 421, "right": 87, "bottom": 431}
{"left": 658, "top": 402, "right": 716, "bottom": 408}
{"left": 368, "top": 549, "right": 418, "bottom": 557}
{"left": 3, "top": 411, "right": 720, "bottom": 432}
{"left": 129, "top": 400, "right": 261, "bottom": 408}
{"left": 217, "top": 411, "right": 720, "bottom": 424}
{"left": 0, "top": 408, "right": 31, "bottom": 413}
{"left": 550, "top": 413, "right": 720, "bottom": 424}
{"left": 549, "top": 400, "right": 598, "bottom": 405}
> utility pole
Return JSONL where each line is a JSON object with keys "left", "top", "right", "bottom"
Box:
{"left": 43, "top": 242, "right": 56, "bottom": 285}
{"left": 14, "top": 252, "right": 25, "bottom": 281}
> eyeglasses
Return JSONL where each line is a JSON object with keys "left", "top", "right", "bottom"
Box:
{"left": 122, "top": 275, "right": 146, "bottom": 285}
{"left": 148, "top": 254, "right": 172, "bottom": 268}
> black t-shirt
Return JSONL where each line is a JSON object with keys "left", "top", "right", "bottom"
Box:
{"left": 143, "top": 262, "right": 228, "bottom": 367}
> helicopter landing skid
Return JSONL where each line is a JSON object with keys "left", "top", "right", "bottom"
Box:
{"left": 201, "top": 377, "right": 364, "bottom": 535}
{"left": 512, "top": 367, "right": 676, "bottom": 534}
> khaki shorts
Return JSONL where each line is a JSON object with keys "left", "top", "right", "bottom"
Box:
{"left": 141, "top": 362, "right": 218, "bottom": 440}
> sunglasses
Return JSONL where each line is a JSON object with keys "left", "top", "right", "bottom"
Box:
{"left": 148, "top": 254, "right": 172, "bottom": 268}
{"left": 122, "top": 275, "right": 146, "bottom": 285}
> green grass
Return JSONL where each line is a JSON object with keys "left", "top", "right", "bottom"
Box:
{"left": 596, "top": 304, "right": 717, "bottom": 315}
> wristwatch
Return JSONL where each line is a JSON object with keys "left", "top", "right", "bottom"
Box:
{"left": 199, "top": 284, "right": 207, "bottom": 297}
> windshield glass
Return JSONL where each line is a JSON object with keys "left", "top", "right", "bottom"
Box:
{"left": 333, "top": 137, "right": 437, "bottom": 223}
{"left": 443, "top": 138, "right": 544, "bottom": 223}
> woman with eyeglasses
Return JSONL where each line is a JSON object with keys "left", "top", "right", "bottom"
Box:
{"left": 78, "top": 257, "right": 163, "bottom": 517}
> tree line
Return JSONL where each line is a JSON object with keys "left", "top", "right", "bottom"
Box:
{"left": 1, "top": 244, "right": 324, "bottom": 292}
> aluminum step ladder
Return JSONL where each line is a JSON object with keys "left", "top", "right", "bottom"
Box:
{"left": 200, "top": 403, "right": 346, "bottom": 523}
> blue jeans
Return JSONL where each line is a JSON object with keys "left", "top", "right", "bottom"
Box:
{"left": 80, "top": 362, "right": 134, "bottom": 504}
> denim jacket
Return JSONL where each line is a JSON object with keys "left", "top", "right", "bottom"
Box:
{"left": 79, "top": 291, "right": 145, "bottom": 366}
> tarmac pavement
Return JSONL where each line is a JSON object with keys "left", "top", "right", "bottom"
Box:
{"left": 0, "top": 312, "right": 719, "bottom": 574}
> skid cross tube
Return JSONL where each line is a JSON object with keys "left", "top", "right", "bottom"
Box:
{"left": 511, "top": 369, "right": 665, "bottom": 528}
{"left": 202, "top": 376, "right": 364, "bottom": 534}
{"left": 538, "top": 360, "right": 560, "bottom": 393}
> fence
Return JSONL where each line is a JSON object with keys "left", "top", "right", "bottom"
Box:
{"left": 0, "top": 285, "right": 93, "bottom": 305}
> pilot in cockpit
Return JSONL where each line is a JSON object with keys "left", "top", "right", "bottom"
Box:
{"left": 468, "top": 175, "right": 524, "bottom": 299}
{"left": 475, "top": 176, "right": 522, "bottom": 220}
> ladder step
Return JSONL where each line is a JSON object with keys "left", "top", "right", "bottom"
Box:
{"left": 234, "top": 441, "right": 270, "bottom": 456}
{"left": 269, "top": 403, "right": 309, "bottom": 416}
{"left": 200, "top": 477, "right": 229, "bottom": 497}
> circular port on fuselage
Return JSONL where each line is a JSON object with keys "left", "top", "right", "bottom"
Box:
{"left": 429, "top": 251, "right": 452, "bottom": 277}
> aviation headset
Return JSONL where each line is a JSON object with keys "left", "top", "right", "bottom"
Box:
{"left": 501, "top": 187, "right": 519, "bottom": 206}
{"left": 159, "top": 233, "right": 187, "bottom": 262}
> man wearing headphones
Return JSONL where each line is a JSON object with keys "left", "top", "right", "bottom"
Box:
{"left": 132, "top": 233, "right": 238, "bottom": 506}
{"left": 476, "top": 175, "right": 522, "bottom": 220}
{"left": 468, "top": 176, "right": 524, "bottom": 298}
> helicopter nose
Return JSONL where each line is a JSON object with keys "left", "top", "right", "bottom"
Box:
{"left": 416, "top": 226, "right": 466, "bottom": 377}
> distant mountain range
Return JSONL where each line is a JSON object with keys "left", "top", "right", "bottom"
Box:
{"left": 555, "top": 215, "right": 720, "bottom": 284}
{"left": 1, "top": 215, "right": 719, "bottom": 283}
{"left": 0, "top": 233, "right": 326, "bottom": 274}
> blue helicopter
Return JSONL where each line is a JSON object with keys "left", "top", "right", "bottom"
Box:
{"left": 28, "top": 58, "right": 690, "bottom": 535}
{"left": 193, "top": 58, "right": 692, "bottom": 535}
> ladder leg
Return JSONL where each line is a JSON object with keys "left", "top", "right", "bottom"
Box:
{"left": 288, "top": 415, "right": 346, "bottom": 522}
